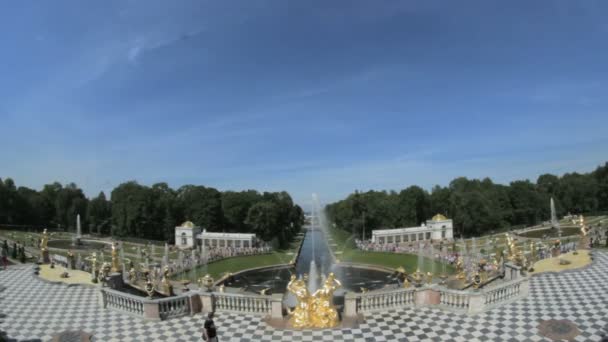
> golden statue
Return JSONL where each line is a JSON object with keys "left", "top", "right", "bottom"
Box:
{"left": 456, "top": 256, "right": 465, "bottom": 280}
{"left": 286, "top": 274, "right": 311, "bottom": 329}
{"left": 128, "top": 267, "right": 137, "bottom": 283}
{"left": 425, "top": 272, "right": 433, "bottom": 285}
{"left": 111, "top": 242, "right": 121, "bottom": 273}
{"left": 286, "top": 272, "right": 343, "bottom": 329}
{"left": 396, "top": 266, "right": 411, "bottom": 288}
{"left": 161, "top": 266, "right": 173, "bottom": 296}
{"left": 88, "top": 252, "right": 98, "bottom": 282}
{"left": 310, "top": 272, "right": 341, "bottom": 328}
{"left": 40, "top": 229, "right": 49, "bottom": 251}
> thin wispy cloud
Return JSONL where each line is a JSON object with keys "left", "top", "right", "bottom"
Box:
{"left": 0, "top": 1, "right": 607, "bottom": 207}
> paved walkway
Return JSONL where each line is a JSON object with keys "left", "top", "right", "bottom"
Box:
{"left": 1, "top": 252, "right": 608, "bottom": 341}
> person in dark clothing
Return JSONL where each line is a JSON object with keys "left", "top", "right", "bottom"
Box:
{"left": 203, "top": 312, "right": 218, "bottom": 341}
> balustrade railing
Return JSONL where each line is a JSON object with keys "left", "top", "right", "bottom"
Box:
{"left": 356, "top": 288, "right": 416, "bottom": 313}
{"left": 437, "top": 289, "right": 471, "bottom": 310}
{"left": 482, "top": 278, "right": 523, "bottom": 307}
{"left": 101, "top": 289, "right": 145, "bottom": 317}
{"left": 158, "top": 295, "right": 191, "bottom": 319}
{"left": 213, "top": 292, "right": 271, "bottom": 315}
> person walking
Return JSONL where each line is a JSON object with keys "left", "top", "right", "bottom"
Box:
{"left": 1, "top": 241, "right": 8, "bottom": 270}
{"left": 202, "top": 312, "right": 218, "bottom": 341}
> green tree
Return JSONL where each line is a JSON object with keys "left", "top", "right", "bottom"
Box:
{"left": 87, "top": 192, "right": 111, "bottom": 235}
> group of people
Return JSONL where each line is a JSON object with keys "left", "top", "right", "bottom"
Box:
{"left": 203, "top": 245, "right": 271, "bottom": 262}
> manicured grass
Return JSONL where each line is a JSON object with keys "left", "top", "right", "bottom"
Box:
{"left": 172, "top": 250, "right": 295, "bottom": 281}
{"left": 339, "top": 250, "right": 453, "bottom": 274}
{"left": 328, "top": 227, "right": 453, "bottom": 274}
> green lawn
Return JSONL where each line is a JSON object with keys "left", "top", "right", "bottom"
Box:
{"left": 171, "top": 250, "right": 295, "bottom": 281}
{"left": 329, "top": 227, "right": 453, "bottom": 274}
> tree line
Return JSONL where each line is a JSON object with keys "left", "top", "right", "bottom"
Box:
{"left": 0, "top": 180, "right": 304, "bottom": 249}
{"left": 326, "top": 162, "right": 608, "bottom": 238}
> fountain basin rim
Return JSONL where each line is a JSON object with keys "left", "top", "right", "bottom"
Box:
{"left": 214, "top": 263, "right": 294, "bottom": 286}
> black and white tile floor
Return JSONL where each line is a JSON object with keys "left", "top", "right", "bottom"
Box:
{"left": 1, "top": 251, "right": 607, "bottom": 341}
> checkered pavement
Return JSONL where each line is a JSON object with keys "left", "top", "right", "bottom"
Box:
{"left": 1, "top": 252, "right": 607, "bottom": 341}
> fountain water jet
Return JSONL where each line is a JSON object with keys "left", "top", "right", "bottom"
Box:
{"left": 72, "top": 214, "right": 82, "bottom": 246}
{"left": 551, "top": 197, "right": 561, "bottom": 238}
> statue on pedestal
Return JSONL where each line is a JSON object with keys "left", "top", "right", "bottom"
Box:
{"left": 39, "top": 229, "right": 50, "bottom": 263}
{"left": 310, "top": 272, "right": 341, "bottom": 328}
{"left": 287, "top": 275, "right": 310, "bottom": 329}
{"left": 111, "top": 242, "right": 121, "bottom": 273}
{"left": 161, "top": 266, "right": 173, "bottom": 296}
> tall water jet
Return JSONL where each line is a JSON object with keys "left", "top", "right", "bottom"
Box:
{"left": 471, "top": 237, "right": 477, "bottom": 265}
{"left": 417, "top": 243, "right": 424, "bottom": 272}
{"left": 162, "top": 243, "right": 169, "bottom": 268}
{"left": 72, "top": 214, "right": 82, "bottom": 246}
{"left": 308, "top": 260, "right": 319, "bottom": 293}
{"left": 550, "top": 197, "right": 561, "bottom": 238}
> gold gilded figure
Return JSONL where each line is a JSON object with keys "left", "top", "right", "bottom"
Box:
{"left": 40, "top": 229, "right": 49, "bottom": 251}
{"left": 111, "top": 242, "right": 121, "bottom": 273}
{"left": 286, "top": 274, "right": 310, "bottom": 329}
{"left": 310, "top": 272, "right": 342, "bottom": 328}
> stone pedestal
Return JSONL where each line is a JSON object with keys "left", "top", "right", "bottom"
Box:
{"left": 415, "top": 288, "right": 440, "bottom": 306}
{"left": 41, "top": 250, "right": 50, "bottom": 264}
{"left": 270, "top": 293, "right": 283, "bottom": 320}
{"left": 344, "top": 292, "right": 358, "bottom": 318}
{"left": 187, "top": 292, "right": 202, "bottom": 315}
{"left": 143, "top": 302, "right": 161, "bottom": 321}
{"left": 106, "top": 273, "right": 124, "bottom": 290}
{"left": 552, "top": 249, "right": 561, "bottom": 258}
{"left": 467, "top": 293, "right": 485, "bottom": 314}
{"left": 200, "top": 292, "right": 214, "bottom": 313}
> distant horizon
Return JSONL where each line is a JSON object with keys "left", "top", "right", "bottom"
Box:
{"left": 2, "top": 159, "right": 606, "bottom": 211}
{"left": 2, "top": 1, "right": 607, "bottom": 211}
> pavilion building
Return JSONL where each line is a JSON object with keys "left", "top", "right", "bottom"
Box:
{"left": 175, "top": 221, "right": 259, "bottom": 249}
{"left": 175, "top": 221, "right": 202, "bottom": 248}
{"left": 371, "top": 214, "right": 454, "bottom": 244}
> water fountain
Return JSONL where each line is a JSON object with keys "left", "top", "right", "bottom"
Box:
{"left": 551, "top": 197, "right": 561, "bottom": 238}
{"left": 163, "top": 243, "right": 169, "bottom": 268}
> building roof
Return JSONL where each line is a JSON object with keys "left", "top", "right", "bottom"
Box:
{"left": 431, "top": 213, "right": 449, "bottom": 221}
{"left": 197, "top": 231, "right": 256, "bottom": 239}
{"left": 179, "top": 221, "right": 196, "bottom": 229}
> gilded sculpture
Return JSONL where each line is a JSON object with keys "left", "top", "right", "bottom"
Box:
{"left": 40, "top": 229, "right": 49, "bottom": 251}
{"left": 286, "top": 272, "right": 342, "bottom": 329}
{"left": 162, "top": 266, "right": 173, "bottom": 296}
{"left": 111, "top": 242, "right": 121, "bottom": 273}
{"left": 286, "top": 274, "right": 310, "bottom": 329}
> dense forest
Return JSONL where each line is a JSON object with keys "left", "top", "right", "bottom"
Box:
{"left": 0, "top": 180, "right": 304, "bottom": 248}
{"left": 326, "top": 162, "right": 608, "bottom": 238}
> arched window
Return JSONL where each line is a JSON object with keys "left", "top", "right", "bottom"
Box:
{"left": 181, "top": 232, "right": 187, "bottom": 245}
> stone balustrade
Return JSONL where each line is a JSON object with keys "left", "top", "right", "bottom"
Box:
{"left": 99, "top": 288, "right": 147, "bottom": 318}
{"left": 436, "top": 288, "right": 471, "bottom": 311}
{"left": 482, "top": 278, "right": 528, "bottom": 309}
{"left": 344, "top": 276, "right": 529, "bottom": 318}
{"left": 355, "top": 287, "right": 416, "bottom": 313}
{"left": 99, "top": 276, "right": 529, "bottom": 321}
{"left": 212, "top": 292, "right": 272, "bottom": 315}
{"left": 99, "top": 288, "right": 198, "bottom": 321}
{"left": 158, "top": 295, "right": 191, "bottom": 319}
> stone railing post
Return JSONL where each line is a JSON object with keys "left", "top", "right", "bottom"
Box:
{"left": 504, "top": 263, "right": 521, "bottom": 280}
{"left": 200, "top": 292, "right": 214, "bottom": 314}
{"left": 143, "top": 301, "right": 161, "bottom": 321}
{"left": 188, "top": 292, "right": 202, "bottom": 315}
{"left": 519, "top": 277, "right": 530, "bottom": 297}
{"left": 467, "top": 292, "right": 485, "bottom": 314}
{"left": 270, "top": 293, "right": 283, "bottom": 320}
{"left": 98, "top": 289, "right": 107, "bottom": 308}
{"left": 414, "top": 286, "right": 440, "bottom": 307}
{"left": 344, "top": 292, "right": 358, "bottom": 318}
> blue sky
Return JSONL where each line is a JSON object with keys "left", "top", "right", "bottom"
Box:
{"left": 1, "top": 1, "right": 607, "bottom": 208}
